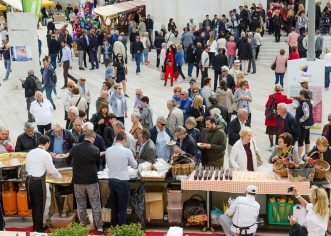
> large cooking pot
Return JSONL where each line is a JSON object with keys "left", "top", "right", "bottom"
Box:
{"left": 46, "top": 167, "right": 73, "bottom": 185}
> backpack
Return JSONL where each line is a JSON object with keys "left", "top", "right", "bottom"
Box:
{"left": 183, "top": 195, "right": 206, "bottom": 220}
{"left": 32, "top": 76, "right": 42, "bottom": 91}
{"left": 50, "top": 69, "right": 57, "bottom": 84}
{"left": 265, "top": 94, "right": 277, "bottom": 119}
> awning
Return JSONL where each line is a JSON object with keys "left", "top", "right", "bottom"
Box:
{"left": 94, "top": 5, "right": 124, "bottom": 18}
{"left": 0, "top": 4, "right": 6, "bottom": 11}
{"left": 94, "top": 0, "right": 145, "bottom": 18}
{"left": 41, "top": 0, "right": 55, "bottom": 7}
{"left": 1, "top": 0, "right": 22, "bottom": 11}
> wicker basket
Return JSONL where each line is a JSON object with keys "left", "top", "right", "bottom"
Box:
{"left": 314, "top": 160, "right": 330, "bottom": 179}
{"left": 172, "top": 154, "right": 195, "bottom": 176}
{"left": 273, "top": 160, "right": 288, "bottom": 177}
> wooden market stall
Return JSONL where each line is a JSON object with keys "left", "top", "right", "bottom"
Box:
{"left": 94, "top": 0, "right": 146, "bottom": 33}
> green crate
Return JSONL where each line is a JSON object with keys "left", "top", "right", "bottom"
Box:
{"left": 267, "top": 201, "right": 294, "bottom": 225}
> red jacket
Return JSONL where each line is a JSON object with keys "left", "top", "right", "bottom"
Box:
{"left": 265, "top": 92, "right": 293, "bottom": 127}
{"left": 288, "top": 52, "right": 300, "bottom": 60}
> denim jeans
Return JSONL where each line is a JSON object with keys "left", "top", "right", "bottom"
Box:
{"left": 109, "top": 179, "right": 130, "bottom": 226}
{"left": 44, "top": 87, "right": 55, "bottom": 108}
{"left": 90, "top": 50, "right": 99, "bottom": 69}
{"left": 49, "top": 53, "right": 57, "bottom": 69}
{"left": 275, "top": 72, "right": 285, "bottom": 87}
{"left": 228, "top": 55, "right": 235, "bottom": 69}
{"left": 4, "top": 59, "right": 11, "bottom": 79}
{"left": 143, "top": 48, "right": 148, "bottom": 62}
{"left": 134, "top": 53, "right": 142, "bottom": 73}
{"left": 188, "top": 63, "right": 194, "bottom": 77}
{"left": 325, "top": 66, "right": 331, "bottom": 88}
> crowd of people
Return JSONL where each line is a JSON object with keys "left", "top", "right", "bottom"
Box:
{"left": 1, "top": 0, "right": 331, "bottom": 235}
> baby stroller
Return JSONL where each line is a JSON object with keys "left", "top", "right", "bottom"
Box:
{"left": 319, "top": 17, "right": 330, "bottom": 35}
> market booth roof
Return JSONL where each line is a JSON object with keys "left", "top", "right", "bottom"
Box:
{"left": 94, "top": 5, "right": 124, "bottom": 18}
{"left": 1, "top": 0, "right": 22, "bottom": 11}
{"left": 94, "top": 0, "right": 146, "bottom": 18}
{"left": 41, "top": 0, "right": 55, "bottom": 7}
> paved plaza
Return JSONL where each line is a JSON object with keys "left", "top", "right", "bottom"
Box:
{"left": 0, "top": 24, "right": 330, "bottom": 235}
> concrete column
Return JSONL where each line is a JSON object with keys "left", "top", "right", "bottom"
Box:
{"left": 307, "top": 0, "right": 315, "bottom": 61}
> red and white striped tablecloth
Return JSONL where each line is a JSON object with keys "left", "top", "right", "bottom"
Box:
{"left": 181, "top": 171, "right": 310, "bottom": 195}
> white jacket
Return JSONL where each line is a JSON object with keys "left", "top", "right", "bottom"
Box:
{"left": 226, "top": 195, "right": 260, "bottom": 234}
{"left": 229, "top": 138, "right": 259, "bottom": 171}
{"left": 30, "top": 99, "right": 53, "bottom": 125}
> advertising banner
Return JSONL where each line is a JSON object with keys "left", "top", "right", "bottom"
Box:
{"left": 22, "top": 0, "right": 42, "bottom": 18}
{"left": 286, "top": 58, "right": 324, "bottom": 133}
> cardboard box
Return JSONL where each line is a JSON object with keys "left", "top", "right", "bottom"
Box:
{"left": 145, "top": 192, "right": 164, "bottom": 221}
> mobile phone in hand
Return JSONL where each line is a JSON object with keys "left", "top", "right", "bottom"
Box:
{"left": 288, "top": 187, "right": 294, "bottom": 193}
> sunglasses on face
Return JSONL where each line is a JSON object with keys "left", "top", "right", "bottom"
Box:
{"left": 136, "top": 94, "right": 141, "bottom": 96}
{"left": 180, "top": 93, "right": 185, "bottom": 95}
{"left": 193, "top": 91, "right": 198, "bottom": 93}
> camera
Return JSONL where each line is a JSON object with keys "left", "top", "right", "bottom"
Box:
{"left": 287, "top": 187, "right": 294, "bottom": 193}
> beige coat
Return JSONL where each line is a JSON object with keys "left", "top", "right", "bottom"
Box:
{"left": 113, "top": 41, "right": 126, "bottom": 60}
{"left": 215, "top": 88, "right": 234, "bottom": 113}
{"left": 166, "top": 107, "right": 184, "bottom": 136}
{"left": 69, "top": 94, "right": 88, "bottom": 112}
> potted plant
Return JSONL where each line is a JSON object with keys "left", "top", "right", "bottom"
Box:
{"left": 108, "top": 223, "right": 144, "bottom": 236}
{"left": 286, "top": 158, "right": 316, "bottom": 182}
{"left": 50, "top": 223, "right": 89, "bottom": 236}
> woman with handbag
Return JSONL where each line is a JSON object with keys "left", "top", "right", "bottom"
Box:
{"left": 269, "top": 132, "right": 302, "bottom": 165}
{"left": 264, "top": 84, "right": 293, "bottom": 150}
{"left": 229, "top": 127, "right": 262, "bottom": 171}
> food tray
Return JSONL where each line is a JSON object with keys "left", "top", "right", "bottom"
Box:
{"left": 141, "top": 176, "right": 166, "bottom": 182}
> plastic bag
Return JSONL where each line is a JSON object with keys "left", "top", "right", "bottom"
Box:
{"left": 129, "top": 183, "right": 145, "bottom": 227}
{"left": 153, "top": 158, "right": 171, "bottom": 171}
{"left": 211, "top": 208, "right": 223, "bottom": 225}
{"left": 138, "top": 162, "right": 152, "bottom": 173}
{"left": 128, "top": 167, "right": 138, "bottom": 179}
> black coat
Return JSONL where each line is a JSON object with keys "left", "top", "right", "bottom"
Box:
{"left": 228, "top": 118, "right": 251, "bottom": 145}
{"left": 22, "top": 76, "right": 37, "bottom": 98}
{"left": 276, "top": 112, "right": 300, "bottom": 142}
{"left": 15, "top": 132, "right": 41, "bottom": 152}
{"left": 77, "top": 37, "right": 85, "bottom": 51}
{"left": 304, "top": 146, "right": 331, "bottom": 167}
{"left": 71, "top": 141, "right": 100, "bottom": 184}
{"left": 212, "top": 54, "right": 228, "bottom": 73}
{"left": 180, "top": 134, "right": 199, "bottom": 158}
{"left": 48, "top": 39, "right": 60, "bottom": 54}
{"left": 238, "top": 38, "right": 252, "bottom": 60}
{"left": 154, "top": 36, "right": 165, "bottom": 49}
{"left": 186, "top": 46, "right": 195, "bottom": 63}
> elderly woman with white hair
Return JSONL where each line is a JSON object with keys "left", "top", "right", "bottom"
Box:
{"left": 229, "top": 127, "right": 261, "bottom": 171}
{"left": 130, "top": 111, "right": 143, "bottom": 140}
{"left": 0, "top": 126, "right": 14, "bottom": 153}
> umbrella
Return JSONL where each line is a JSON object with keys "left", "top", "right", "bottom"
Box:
{"left": 1, "top": 0, "right": 22, "bottom": 11}
{"left": 41, "top": 0, "right": 55, "bottom": 7}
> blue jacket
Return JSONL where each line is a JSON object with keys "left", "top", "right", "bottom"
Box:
{"left": 78, "top": 133, "right": 106, "bottom": 152}
{"left": 179, "top": 97, "right": 193, "bottom": 121}
{"left": 109, "top": 93, "right": 128, "bottom": 116}
{"left": 42, "top": 66, "right": 55, "bottom": 88}
{"left": 175, "top": 51, "right": 184, "bottom": 66}
{"left": 276, "top": 112, "right": 300, "bottom": 142}
{"left": 149, "top": 126, "right": 173, "bottom": 145}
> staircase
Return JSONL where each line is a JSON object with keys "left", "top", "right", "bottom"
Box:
{"left": 258, "top": 34, "right": 331, "bottom": 65}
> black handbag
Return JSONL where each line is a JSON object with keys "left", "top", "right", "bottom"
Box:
{"left": 183, "top": 195, "right": 206, "bottom": 220}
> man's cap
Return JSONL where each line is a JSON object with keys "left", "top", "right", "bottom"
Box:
{"left": 189, "top": 79, "right": 196, "bottom": 83}
{"left": 247, "top": 185, "right": 257, "bottom": 194}
{"left": 300, "top": 78, "right": 309, "bottom": 83}
{"left": 234, "top": 60, "right": 241, "bottom": 64}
